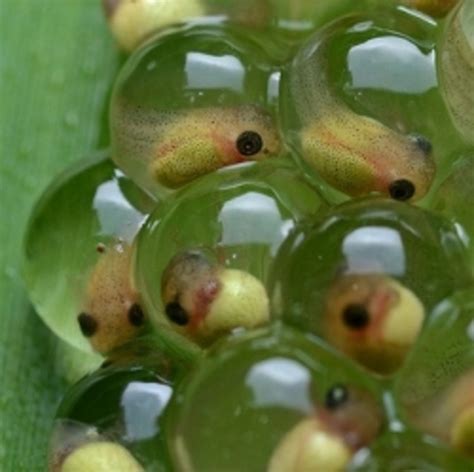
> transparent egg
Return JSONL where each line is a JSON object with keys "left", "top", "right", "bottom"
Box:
{"left": 51, "top": 362, "right": 176, "bottom": 471}
{"left": 134, "top": 160, "right": 327, "bottom": 346}
{"left": 23, "top": 154, "right": 156, "bottom": 353}
{"left": 110, "top": 24, "right": 282, "bottom": 197}
{"left": 395, "top": 288, "right": 474, "bottom": 458}
{"left": 270, "top": 198, "right": 472, "bottom": 374}
{"left": 279, "top": 7, "right": 462, "bottom": 203}
{"left": 165, "top": 325, "right": 385, "bottom": 471}
{"left": 431, "top": 154, "right": 474, "bottom": 273}
{"left": 438, "top": 0, "right": 474, "bottom": 146}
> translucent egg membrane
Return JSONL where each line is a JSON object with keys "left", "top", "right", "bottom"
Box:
{"left": 270, "top": 198, "right": 472, "bottom": 374}
{"left": 52, "top": 363, "right": 176, "bottom": 471}
{"left": 23, "top": 154, "right": 156, "bottom": 352}
{"left": 430, "top": 154, "right": 474, "bottom": 274}
{"left": 395, "top": 288, "right": 474, "bottom": 458}
{"left": 134, "top": 159, "right": 328, "bottom": 339}
{"left": 110, "top": 23, "right": 283, "bottom": 197}
{"left": 438, "top": 0, "right": 474, "bottom": 146}
{"left": 280, "top": 6, "right": 466, "bottom": 204}
{"left": 165, "top": 325, "right": 385, "bottom": 471}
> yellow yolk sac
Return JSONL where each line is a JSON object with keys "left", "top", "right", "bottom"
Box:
{"left": 78, "top": 243, "right": 146, "bottom": 354}
{"left": 161, "top": 250, "right": 270, "bottom": 345}
{"left": 323, "top": 274, "right": 425, "bottom": 374}
{"left": 102, "top": 0, "right": 205, "bottom": 52}
{"left": 288, "top": 22, "right": 436, "bottom": 202}
{"left": 268, "top": 385, "right": 383, "bottom": 472}
{"left": 112, "top": 104, "right": 281, "bottom": 193}
{"left": 411, "top": 370, "right": 474, "bottom": 457}
{"left": 60, "top": 442, "right": 144, "bottom": 472}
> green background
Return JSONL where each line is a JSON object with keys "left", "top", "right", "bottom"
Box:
{"left": 0, "top": 1, "right": 122, "bottom": 469}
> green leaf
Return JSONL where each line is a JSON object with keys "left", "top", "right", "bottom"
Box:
{"left": 0, "top": 1, "right": 122, "bottom": 469}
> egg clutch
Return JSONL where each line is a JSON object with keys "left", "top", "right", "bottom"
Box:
{"left": 23, "top": 0, "right": 474, "bottom": 470}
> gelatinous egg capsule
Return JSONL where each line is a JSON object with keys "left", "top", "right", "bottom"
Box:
{"left": 412, "top": 370, "right": 474, "bottom": 457}
{"left": 161, "top": 249, "right": 270, "bottom": 344}
{"left": 287, "top": 15, "right": 437, "bottom": 202}
{"left": 50, "top": 421, "right": 143, "bottom": 472}
{"left": 268, "top": 384, "right": 383, "bottom": 471}
{"left": 439, "top": 0, "right": 474, "bottom": 145}
{"left": 102, "top": 0, "right": 205, "bottom": 52}
{"left": 322, "top": 274, "right": 425, "bottom": 374}
{"left": 78, "top": 242, "right": 146, "bottom": 354}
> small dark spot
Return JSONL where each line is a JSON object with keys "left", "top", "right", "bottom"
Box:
{"left": 165, "top": 302, "right": 189, "bottom": 326}
{"left": 102, "top": 0, "right": 121, "bottom": 18}
{"left": 236, "top": 131, "right": 263, "bottom": 156}
{"left": 343, "top": 304, "right": 370, "bottom": 330}
{"left": 96, "top": 243, "right": 106, "bottom": 253}
{"left": 78, "top": 313, "right": 98, "bottom": 337}
{"left": 325, "top": 384, "right": 349, "bottom": 409}
{"left": 411, "top": 134, "right": 432, "bottom": 155}
{"left": 389, "top": 179, "right": 415, "bottom": 201}
{"left": 128, "top": 303, "right": 145, "bottom": 327}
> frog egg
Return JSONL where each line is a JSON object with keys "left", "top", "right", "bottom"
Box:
{"left": 110, "top": 24, "right": 281, "bottom": 197}
{"left": 279, "top": 8, "right": 461, "bottom": 203}
{"left": 52, "top": 362, "right": 177, "bottom": 470}
{"left": 165, "top": 325, "right": 385, "bottom": 471}
{"left": 395, "top": 288, "right": 474, "bottom": 458}
{"left": 270, "top": 198, "right": 472, "bottom": 375}
{"left": 431, "top": 154, "right": 474, "bottom": 273}
{"left": 23, "top": 154, "right": 156, "bottom": 352}
{"left": 134, "top": 160, "right": 327, "bottom": 345}
{"left": 348, "top": 429, "right": 474, "bottom": 471}
{"left": 438, "top": 0, "right": 474, "bottom": 146}
{"left": 102, "top": 0, "right": 273, "bottom": 52}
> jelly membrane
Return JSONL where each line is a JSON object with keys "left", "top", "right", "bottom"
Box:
{"left": 395, "top": 288, "right": 474, "bottom": 457}
{"left": 279, "top": 8, "right": 465, "bottom": 202}
{"left": 134, "top": 160, "right": 327, "bottom": 345}
{"left": 23, "top": 155, "right": 155, "bottom": 352}
{"left": 439, "top": 0, "right": 474, "bottom": 145}
{"left": 110, "top": 24, "right": 281, "bottom": 197}
{"left": 53, "top": 364, "right": 176, "bottom": 471}
{"left": 430, "top": 154, "right": 474, "bottom": 273}
{"left": 165, "top": 325, "right": 385, "bottom": 471}
{"left": 270, "top": 198, "right": 472, "bottom": 374}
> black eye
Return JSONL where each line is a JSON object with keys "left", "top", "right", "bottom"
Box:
{"left": 389, "top": 179, "right": 415, "bottom": 201}
{"left": 411, "top": 134, "right": 432, "bottom": 155}
{"left": 325, "top": 384, "right": 349, "bottom": 409}
{"left": 128, "top": 303, "right": 145, "bottom": 327}
{"left": 236, "top": 131, "right": 263, "bottom": 156}
{"left": 343, "top": 304, "right": 370, "bottom": 330}
{"left": 78, "top": 312, "right": 98, "bottom": 337}
{"left": 165, "top": 302, "right": 189, "bottom": 326}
